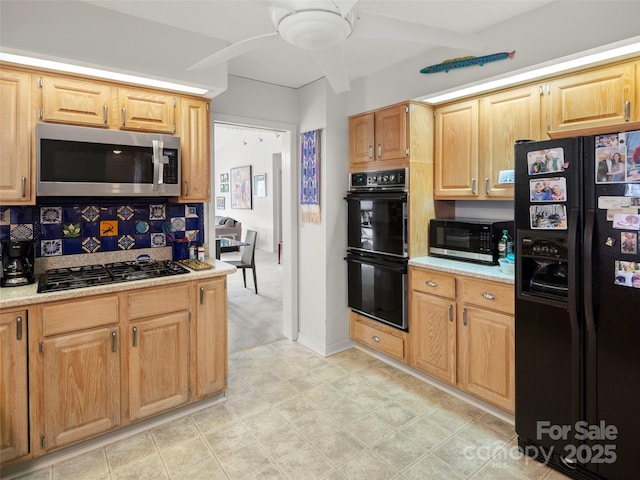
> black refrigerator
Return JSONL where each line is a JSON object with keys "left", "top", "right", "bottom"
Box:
{"left": 514, "top": 131, "right": 640, "bottom": 480}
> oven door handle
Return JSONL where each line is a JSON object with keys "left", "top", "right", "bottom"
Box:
{"left": 345, "top": 254, "right": 407, "bottom": 272}
{"left": 346, "top": 191, "right": 407, "bottom": 202}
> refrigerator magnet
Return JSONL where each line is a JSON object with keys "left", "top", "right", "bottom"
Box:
{"left": 612, "top": 214, "right": 640, "bottom": 230}
{"left": 595, "top": 145, "right": 626, "bottom": 183}
{"left": 606, "top": 208, "right": 638, "bottom": 221}
{"left": 598, "top": 196, "right": 636, "bottom": 209}
{"left": 527, "top": 148, "right": 565, "bottom": 175}
{"left": 625, "top": 184, "right": 640, "bottom": 197}
{"left": 614, "top": 260, "right": 640, "bottom": 288}
{"left": 621, "top": 232, "right": 638, "bottom": 254}
{"left": 529, "top": 204, "right": 567, "bottom": 229}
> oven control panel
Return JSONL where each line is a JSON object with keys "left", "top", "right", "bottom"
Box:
{"left": 349, "top": 168, "right": 407, "bottom": 190}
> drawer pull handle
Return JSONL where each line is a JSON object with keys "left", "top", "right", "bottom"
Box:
{"left": 372, "top": 335, "right": 380, "bottom": 343}
{"left": 463, "top": 308, "right": 468, "bottom": 326}
{"left": 16, "top": 315, "right": 23, "bottom": 340}
{"left": 132, "top": 326, "right": 138, "bottom": 347}
{"left": 111, "top": 330, "right": 117, "bottom": 352}
{"left": 482, "top": 292, "right": 496, "bottom": 300}
{"left": 368, "top": 145, "right": 373, "bottom": 159}
{"left": 448, "top": 305, "right": 453, "bottom": 322}
{"left": 426, "top": 280, "right": 438, "bottom": 287}
{"left": 471, "top": 178, "right": 477, "bottom": 195}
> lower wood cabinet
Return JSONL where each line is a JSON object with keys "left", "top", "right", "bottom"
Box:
{"left": 0, "top": 277, "right": 228, "bottom": 466}
{"left": 0, "top": 310, "right": 29, "bottom": 463}
{"left": 409, "top": 266, "right": 515, "bottom": 413}
{"left": 350, "top": 311, "right": 407, "bottom": 362}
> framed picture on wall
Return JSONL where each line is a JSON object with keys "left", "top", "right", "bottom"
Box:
{"left": 254, "top": 173, "right": 266, "bottom": 197}
{"left": 216, "top": 196, "right": 225, "bottom": 210}
{"left": 220, "top": 173, "right": 229, "bottom": 183}
{"left": 230, "top": 165, "right": 252, "bottom": 209}
{"left": 220, "top": 183, "right": 229, "bottom": 193}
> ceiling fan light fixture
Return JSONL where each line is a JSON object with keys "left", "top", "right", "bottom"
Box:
{"left": 277, "top": 10, "right": 353, "bottom": 50}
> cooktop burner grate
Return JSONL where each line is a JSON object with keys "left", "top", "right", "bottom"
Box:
{"left": 38, "top": 260, "right": 189, "bottom": 293}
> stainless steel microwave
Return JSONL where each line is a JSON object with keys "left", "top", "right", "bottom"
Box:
{"left": 429, "top": 218, "right": 514, "bottom": 265}
{"left": 36, "top": 123, "right": 181, "bottom": 197}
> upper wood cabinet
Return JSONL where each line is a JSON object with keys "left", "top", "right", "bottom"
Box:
{"left": 479, "top": 84, "right": 542, "bottom": 199}
{"left": 349, "top": 103, "right": 409, "bottom": 170}
{"left": 434, "top": 99, "right": 479, "bottom": 199}
{"left": 0, "top": 68, "right": 33, "bottom": 205}
{"left": 39, "top": 75, "right": 110, "bottom": 127}
{"left": 178, "top": 98, "right": 211, "bottom": 202}
{"left": 118, "top": 88, "right": 176, "bottom": 133}
{"left": 0, "top": 310, "right": 29, "bottom": 463}
{"left": 544, "top": 61, "right": 636, "bottom": 136}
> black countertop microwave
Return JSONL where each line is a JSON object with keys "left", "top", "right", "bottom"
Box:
{"left": 36, "top": 123, "right": 181, "bottom": 197}
{"left": 429, "top": 218, "right": 514, "bottom": 265}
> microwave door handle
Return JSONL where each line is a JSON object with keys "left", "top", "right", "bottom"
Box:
{"left": 152, "top": 140, "right": 169, "bottom": 190}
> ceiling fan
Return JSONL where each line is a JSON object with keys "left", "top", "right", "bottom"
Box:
{"left": 187, "top": 0, "right": 482, "bottom": 93}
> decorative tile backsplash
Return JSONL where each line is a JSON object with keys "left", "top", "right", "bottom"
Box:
{"left": 0, "top": 199, "right": 204, "bottom": 258}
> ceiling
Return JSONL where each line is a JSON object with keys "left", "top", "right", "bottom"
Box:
{"left": 0, "top": 0, "right": 552, "bottom": 96}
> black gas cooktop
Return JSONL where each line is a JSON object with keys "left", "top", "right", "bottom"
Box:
{"left": 38, "top": 260, "right": 189, "bottom": 293}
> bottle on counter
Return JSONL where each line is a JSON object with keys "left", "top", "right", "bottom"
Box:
{"left": 498, "top": 230, "right": 512, "bottom": 259}
{"left": 197, "top": 245, "right": 205, "bottom": 261}
{"left": 189, "top": 242, "right": 196, "bottom": 260}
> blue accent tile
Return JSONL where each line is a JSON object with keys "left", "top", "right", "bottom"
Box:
{"left": 134, "top": 234, "right": 151, "bottom": 248}
{"left": 100, "top": 206, "right": 117, "bottom": 220}
{"left": 62, "top": 238, "right": 83, "bottom": 255}
{"left": 148, "top": 220, "right": 166, "bottom": 233}
{"left": 83, "top": 222, "right": 100, "bottom": 237}
{"left": 81, "top": 237, "right": 101, "bottom": 253}
{"left": 11, "top": 206, "right": 33, "bottom": 224}
{"left": 63, "top": 206, "right": 82, "bottom": 223}
{"left": 41, "top": 224, "right": 62, "bottom": 239}
{"left": 41, "top": 239, "right": 62, "bottom": 256}
{"left": 0, "top": 225, "right": 10, "bottom": 242}
{"left": 100, "top": 236, "right": 117, "bottom": 251}
{"left": 185, "top": 217, "right": 201, "bottom": 231}
{"left": 119, "top": 221, "right": 136, "bottom": 235}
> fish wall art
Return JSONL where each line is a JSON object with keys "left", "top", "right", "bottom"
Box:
{"left": 420, "top": 51, "right": 515, "bottom": 74}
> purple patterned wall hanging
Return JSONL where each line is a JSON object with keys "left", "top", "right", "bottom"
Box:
{"left": 300, "top": 129, "right": 321, "bottom": 224}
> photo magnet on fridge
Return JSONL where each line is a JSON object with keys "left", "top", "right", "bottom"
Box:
{"left": 527, "top": 148, "right": 565, "bottom": 175}
{"left": 614, "top": 260, "right": 640, "bottom": 288}
{"left": 621, "top": 232, "right": 638, "bottom": 254}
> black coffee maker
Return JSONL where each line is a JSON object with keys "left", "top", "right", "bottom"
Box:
{"left": 1, "top": 240, "right": 36, "bottom": 287}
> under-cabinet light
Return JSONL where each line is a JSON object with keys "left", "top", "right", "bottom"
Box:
{"left": 0, "top": 52, "right": 209, "bottom": 95}
{"left": 420, "top": 38, "right": 640, "bottom": 105}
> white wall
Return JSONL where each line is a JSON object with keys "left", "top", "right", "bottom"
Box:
{"left": 213, "top": 124, "right": 281, "bottom": 251}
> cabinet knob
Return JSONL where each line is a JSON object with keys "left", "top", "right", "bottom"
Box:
{"left": 482, "top": 292, "right": 496, "bottom": 300}
{"left": 372, "top": 335, "right": 380, "bottom": 343}
{"left": 426, "top": 280, "right": 438, "bottom": 287}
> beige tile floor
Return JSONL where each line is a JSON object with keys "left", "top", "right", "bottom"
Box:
{"left": 6, "top": 339, "right": 573, "bottom": 480}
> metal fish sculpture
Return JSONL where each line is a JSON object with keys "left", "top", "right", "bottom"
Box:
{"left": 420, "top": 51, "right": 515, "bottom": 74}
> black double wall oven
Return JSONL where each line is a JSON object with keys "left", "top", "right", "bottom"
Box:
{"left": 346, "top": 168, "right": 408, "bottom": 331}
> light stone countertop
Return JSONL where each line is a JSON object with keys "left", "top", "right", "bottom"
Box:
{"left": 0, "top": 257, "right": 236, "bottom": 310}
{"left": 409, "top": 256, "right": 515, "bottom": 285}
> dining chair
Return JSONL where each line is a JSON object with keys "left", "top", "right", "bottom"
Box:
{"left": 227, "top": 230, "right": 258, "bottom": 294}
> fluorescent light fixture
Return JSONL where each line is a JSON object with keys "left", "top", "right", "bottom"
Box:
{"left": 0, "top": 52, "right": 209, "bottom": 95}
{"left": 421, "top": 38, "right": 640, "bottom": 104}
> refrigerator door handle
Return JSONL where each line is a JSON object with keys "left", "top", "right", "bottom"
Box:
{"left": 567, "top": 207, "right": 581, "bottom": 430}
{"left": 584, "top": 207, "right": 597, "bottom": 421}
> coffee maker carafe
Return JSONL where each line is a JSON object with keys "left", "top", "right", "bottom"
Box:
{"left": 1, "top": 240, "right": 36, "bottom": 287}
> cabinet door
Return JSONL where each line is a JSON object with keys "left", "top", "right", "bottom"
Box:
{"left": 547, "top": 63, "right": 635, "bottom": 134}
{"left": 118, "top": 88, "right": 176, "bottom": 133}
{"left": 40, "top": 75, "right": 110, "bottom": 126}
{"left": 480, "top": 85, "right": 541, "bottom": 199}
{"left": 0, "top": 68, "right": 33, "bottom": 204}
{"left": 0, "top": 311, "right": 29, "bottom": 462}
{"left": 129, "top": 312, "right": 189, "bottom": 420}
{"left": 409, "top": 291, "right": 456, "bottom": 384}
{"left": 434, "top": 100, "right": 479, "bottom": 198}
{"left": 179, "top": 98, "right": 211, "bottom": 202}
{"left": 349, "top": 112, "right": 375, "bottom": 167}
{"left": 375, "top": 104, "right": 408, "bottom": 161}
{"left": 193, "top": 279, "right": 227, "bottom": 399}
{"left": 43, "top": 327, "right": 120, "bottom": 449}
{"left": 459, "top": 305, "right": 514, "bottom": 413}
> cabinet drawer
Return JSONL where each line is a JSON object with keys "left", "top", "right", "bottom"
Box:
{"left": 459, "top": 278, "right": 514, "bottom": 314}
{"left": 351, "top": 317, "right": 405, "bottom": 361}
{"left": 42, "top": 295, "right": 119, "bottom": 336}
{"left": 127, "top": 284, "right": 190, "bottom": 320}
{"left": 410, "top": 268, "right": 455, "bottom": 299}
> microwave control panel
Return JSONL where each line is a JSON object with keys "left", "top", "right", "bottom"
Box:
{"left": 163, "top": 150, "right": 179, "bottom": 185}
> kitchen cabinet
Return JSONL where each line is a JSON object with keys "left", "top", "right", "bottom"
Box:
{"left": 348, "top": 103, "right": 409, "bottom": 170}
{"left": 409, "top": 269, "right": 457, "bottom": 384}
{"left": 350, "top": 311, "right": 407, "bottom": 362}
{"left": 435, "top": 84, "right": 541, "bottom": 200}
{"left": 193, "top": 278, "right": 227, "bottom": 398}
{"left": 118, "top": 87, "right": 176, "bottom": 133}
{"left": 178, "top": 97, "right": 211, "bottom": 202}
{"left": 409, "top": 266, "right": 515, "bottom": 413}
{"left": 0, "top": 68, "right": 33, "bottom": 205}
{"left": 0, "top": 310, "right": 29, "bottom": 463}
{"left": 127, "top": 284, "right": 190, "bottom": 420}
{"left": 40, "top": 296, "right": 120, "bottom": 450}
{"left": 544, "top": 61, "right": 636, "bottom": 136}
{"left": 38, "top": 74, "right": 111, "bottom": 127}
{"left": 458, "top": 277, "right": 514, "bottom": 412}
